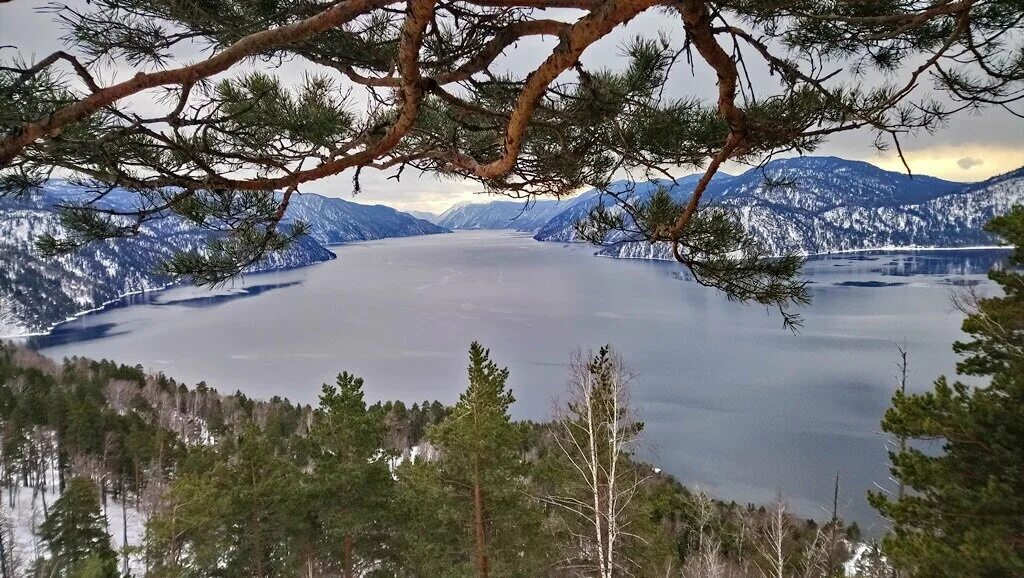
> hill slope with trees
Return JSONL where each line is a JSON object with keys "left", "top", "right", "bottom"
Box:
{"left": 0, "top": 342, "right": 862, "bottom": 577}
{"left": 0, "top": 182, "right": 448, "bottom": 337}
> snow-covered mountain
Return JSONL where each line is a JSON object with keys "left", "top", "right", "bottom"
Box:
{"left": 532, "top": 174, "right": 725, "bottom": 241}
{"left": 0, "top": 183, "right": 448, "bottom": 337}
{"left": 533, "top": 157, "right": 1023, "bottom": 258}
{"left": 406, "top": 210, "right": 440, "bottom": 224}
{"left": 436, "top": 195, "right": 594, "bottom": 231}
{"left": 283, "top": 193, "right": 448, "bottom": 245}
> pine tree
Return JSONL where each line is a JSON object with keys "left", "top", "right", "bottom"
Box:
{"left": 391, "top": 459, "right": 468, "bottom": 576}
{"left": 953, "top": 206, "right": 1024, "bottom": 377}
{"left": 308, "top": 372, "right": 395, "bottom": 576}
{"left": 427, "top": 342, "right": 553, "bottom": 577}
{"left": 142, "top": 451, "right": 227, "bottom": 576}
{"left": 145, "top": 427, "right": 307, "bottom": 577}
{"left": 221, "top": 427, "right": 307, "bottom": 577}
{"left": 870, "top": 207, "right": 1024, "bottom": 576}
{"left": 37, "top": 476, "right": 118, "bottom": 577}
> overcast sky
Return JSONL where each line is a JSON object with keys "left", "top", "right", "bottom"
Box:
{"left": 3, "top": 3, "right": 1022, "bottom": 213}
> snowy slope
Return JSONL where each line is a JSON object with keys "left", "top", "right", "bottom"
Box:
{"left": 406, "top": 210, "right": 440, "bottom": 224}
{"left": 532, "top": 157, "right": 1022, "bottom": 259}
{"left": 436, "top": 194, "right": 595, "bottom": 231}
{"left": 283, "top": 192, "right": 449, "bottom": 245}
{"left": 533, "top": 174, "right": 728, "bottom": 241}
{"left": 5, "top": 483, "right": 147, "bottom": 576}
{"left": 0, "top": 183, "right": 448, "bottom": 337}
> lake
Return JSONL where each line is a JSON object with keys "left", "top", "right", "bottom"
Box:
{"left": 21, "top": 231, "right": 1008, "bottom": 529}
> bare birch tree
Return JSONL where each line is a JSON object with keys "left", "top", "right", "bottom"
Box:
{"left": 545, "top": 346, "right": 646, "bottom": 577}
{"left": 798, "top": 516, "right": 846, "bottom": 578}
{"left": 681, "top": 490, "right": 732, "bottom": 578}
{"left": 754, "top": 494, "right": 790, "bottom": 578}
{"left": 103, "top": 380, "right": 137, "bottom": 415}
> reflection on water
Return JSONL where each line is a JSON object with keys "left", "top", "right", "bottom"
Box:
{"left": 157, "top": 281, "right": 302, "bottom": 308}
{"left": 28, "top": 323, "right": 130, "bottom": 348}
{"left": 809, "top": 250, "right": 1008, "bottom": 277}
{"left": 870, "top": 251, "right": 1004, "bottom": 276}
{"left": 26, "top": 281, "right": 304, "bottom": 349}
{"left": 834, "top": 281, "right": 906, "bottom": 287}
{"left": 24, "top": 233, "right": 1011, "bottom": 529}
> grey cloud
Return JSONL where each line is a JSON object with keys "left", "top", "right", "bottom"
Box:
{"left": 957, "top": 156, "right": 985, "bottom": 169}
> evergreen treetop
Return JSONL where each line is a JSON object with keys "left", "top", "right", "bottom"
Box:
{"left": 38, "top": 476, "right": 118, "bottom": 577}
{"left": 870, "top": 207, "right": 1024, "bottom": 577}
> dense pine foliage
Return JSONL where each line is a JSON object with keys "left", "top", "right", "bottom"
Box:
{"left": 871, "top": 207, "right": 1024, "bottom": 577}
{"left": 38, "top": 476, "right": 118, "bottom": 577}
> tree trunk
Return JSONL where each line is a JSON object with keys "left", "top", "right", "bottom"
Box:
{"left": 40, "top": 484, "right": 48, "bottom": 520}
{"left": 169, "top": 504, "right": 178, "bottom": 565}
{"left": 57, "top": 450, "right": 66, "bottom": 493}
{"left": 122, "top": 476, "right": 129, "bottom": 576}
{"left": 0, "top": 489, "right": 8, "bottom": 578}
{"left": 343, "top": 532, "right": 354, "bottom": 578}
{"left": 473, "top": 459, "right": 488, "bottom": 578}
{"left": 251, "top": 508, "right": 264, "bottom": 577}
{"left": 305, "top": 546, "right": 315, "bottom": 578}
{"left": 134, "top": 459, "right": 141, "bottom": 509}
{"left": 39, "top": 462, "right": 48, "bottom": 519}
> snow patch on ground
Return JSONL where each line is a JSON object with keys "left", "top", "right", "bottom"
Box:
{"left": 844, "top": 542, "right": 888, "bottom": 576}
{"left": 4, "top": 483, "right": 147, "bottom": 576}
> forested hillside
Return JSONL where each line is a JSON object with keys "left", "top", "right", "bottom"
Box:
{"left": 0, "top": 183, "right": 449, "bottom": 338}
{"left": 432, "top": 157, "right": 1024, "bottom": 259}
{"left": 534, "top": 158, "right": 1024, "bottom": 257}
{"left": 281, "top": 193, "right": 448, "bottom": 246}
{"left": 0, "top": 343, "right": 866, "bottom": 577}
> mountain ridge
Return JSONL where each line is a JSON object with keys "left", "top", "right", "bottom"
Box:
{"left": 5, "top": 159, "right": 1022, "bottom": 336}
{"left": 0, "top": 183, "right": 449, "bottom": 337}
{"left": 529, "top": 157, "right": 1020, "bottom": 258}
{"left": 283, "top": 192, "right": 448, "bottom": 245}
{"left": 439, "top": 157, "right": 1020, "bottom": 258}
{"left": 436, "top": 194, "right": 595, "bottom": 231}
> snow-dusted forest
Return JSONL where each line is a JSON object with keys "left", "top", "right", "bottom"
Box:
{"left": 0, "top": 342, "right": 894, "bottom": 577}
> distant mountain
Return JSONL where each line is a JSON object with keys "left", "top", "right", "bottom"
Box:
{"left": 532, "top": 174, "right": 728, "bottom": 241}
{"left": 0, "top": 183, "right": 448, "bottom": 337}
{"left": 437, "top": 195, "right": 594, "bottom": 231}
{"left": 406, "top": 210, "right": 440, "bottom": 224}
{"left": 533, "top": 157, "right": 1022, "bottom": 258}
{"left": 283, "top": 193, "right": 448, "bottom": 245}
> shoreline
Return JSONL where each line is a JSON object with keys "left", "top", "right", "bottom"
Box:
{"left": 591, "top": 242, "right": 1010, "bottom": 261}
{"left": 5, "top": 284, "right": 171, "bottom": 339}
{"left": 3, "top": 253, "right": 341, "bottom": 340}
{"left": 805, "top": 244, "right": 1008, "bottom": 256}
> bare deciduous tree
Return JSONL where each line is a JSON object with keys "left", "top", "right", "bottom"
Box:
{"left": 545, "top": 346, "right": 646, "bottom": 577}
{"left": 681, "top": 490, "right": 734, "bottom": 578}
{"left": 103, "top": 379, "right": 137, "bottom": 415}
{"left": 798, "top": 517, "right": 846, "bottom": 578}
{"left": 753, "top": 494, "right": 790, "bottom": 578}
